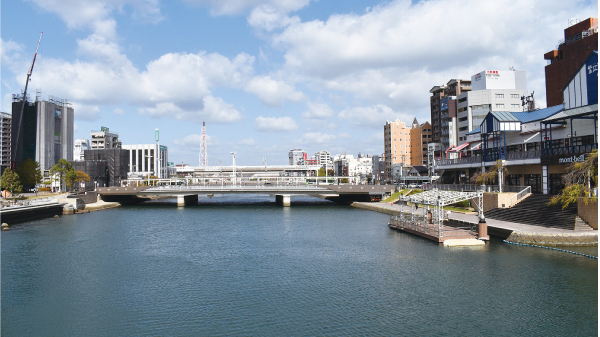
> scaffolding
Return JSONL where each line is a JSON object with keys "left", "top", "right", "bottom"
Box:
{"left": 390, "top": 189, "right": 485, "bottom": 242}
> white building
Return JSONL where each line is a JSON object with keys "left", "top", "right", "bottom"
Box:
{"left": 91, "top": 127, "right": 120, "bottom": 149}
{"left": 123, "top": 144, "right": 169, "bottom": 179}
{"left": 289, "top": 149, "right": 306, "bottom": 165}
{"left": 315, "top": 150, "right": 332, "bottom": 170}
{"left": 73, "top": 138, "right": 90, "bottom": 161}
{"left": 455, "top": 70, "right": 528, "bottom": 144}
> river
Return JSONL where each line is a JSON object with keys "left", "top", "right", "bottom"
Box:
{"left": 1, "top": 195, "right": 597, "bottom": 336}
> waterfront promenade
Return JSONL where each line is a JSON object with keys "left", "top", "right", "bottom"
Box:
{"left": 352, "top": 202, "right": 598, "bottom": 246}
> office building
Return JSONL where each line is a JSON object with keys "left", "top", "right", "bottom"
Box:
{"left": 544, "top": 18, "right": 598, "bottom": 107}
{"left": 454, "top": 70, "right": 527, "bottom": 145}
{"left": 123, "top": 144, "right": 169, "bottom": 179}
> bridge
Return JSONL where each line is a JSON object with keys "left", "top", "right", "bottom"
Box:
{"left": 97, "top": 184, "right": 395, "bottom": 206}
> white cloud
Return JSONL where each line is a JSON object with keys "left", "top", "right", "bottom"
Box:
{"left": 245, "top": 75, "right": 305, "bottom": 106}
{"left": 254, "top": 116, "right": 298, "bottom": 131}
{"left": 238, "top": 138, "right": 259, "bottom": 147}
{"left": 302, "top": 101, "right": 334, "bottom": 119}
{"left": 184, "top": 0, "right": 311, "bottom": 16}
{"left": 338, "top": 104, "right": 412, "bottom": 129}
{"left": 247, "top": 5, "right": 301, "bottom": 31}
{"left": 26, "top": 0, "right": 163, "bottom": 34}
{"left": 271, "top": 0, "right": 596, "bottom": 112}
{"left": 299, "top": 132, "right": 337, "bottom": 145}
{"left": 113, "top": 108, "right": 125, "bottom": 115}
{"left": 173, "top": 133, "right": 216, "bottom": 147}
{"left": 139, "top": 95, "right": 242, "bottom": 123}
{"left": 72, "top": 102, "right": 100, "bottom": 121}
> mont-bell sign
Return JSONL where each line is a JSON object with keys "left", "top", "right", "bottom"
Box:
{"left": 558, "top": 154, "right": 585, "bottom": 164}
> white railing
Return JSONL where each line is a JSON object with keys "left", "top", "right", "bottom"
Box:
{"left": 510, "top": 186, "right": 531, "bottom": 206}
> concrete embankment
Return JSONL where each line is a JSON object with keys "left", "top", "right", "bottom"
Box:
{"left": 352, "top": 201, "right": 598, "bottom": 247}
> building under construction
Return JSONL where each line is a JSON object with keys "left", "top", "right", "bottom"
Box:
{"left": 11, "top": 94, "right": 74, "bottom": 170}
{"left": 73, "top": 148, "right": 129, "bottom": 189}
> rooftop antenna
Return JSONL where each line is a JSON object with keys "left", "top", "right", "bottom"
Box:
{"left": 13, "top": 32, "right": 42, "bottom": 169}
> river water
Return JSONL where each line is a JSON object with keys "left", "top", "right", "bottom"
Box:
{"left": 2, "top": 195, "right": 598, "bottom": 336}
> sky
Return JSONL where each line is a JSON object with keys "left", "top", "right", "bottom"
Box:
{"left": 1, "top": 0, "right": 597, "bottom": 166}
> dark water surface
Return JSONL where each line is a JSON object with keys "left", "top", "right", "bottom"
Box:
{"left": 2, "top": 195, "right": 598, "bottom": 336}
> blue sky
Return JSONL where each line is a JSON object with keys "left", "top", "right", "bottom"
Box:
{"left": 1, "top": 0, "right": 597, "bottom": 166}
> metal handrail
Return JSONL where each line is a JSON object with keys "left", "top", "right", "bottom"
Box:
{"left": 510, "top": 186, "right": 531, "bottom": 206}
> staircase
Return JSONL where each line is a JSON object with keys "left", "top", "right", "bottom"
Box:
{"left": 484, "top": 194, "right": 579, "bottom": 230}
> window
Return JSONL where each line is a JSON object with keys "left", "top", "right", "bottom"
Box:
{"left": 511, "top": 94, "right": 520, "bottom": 99}
{"left": 511, "top": 104, "right": 520, "bottom": 109}
{"left": 458, "top": 97, "right": 467, "bottom": 103}
{"left": 495, "top": 104, "right": 505, "bottom": 108}
{"left": 458, "top": 116, "right": 468, "bottom": 122}
{"left": 495, "top": 94, "right": 504, "bottom": 98}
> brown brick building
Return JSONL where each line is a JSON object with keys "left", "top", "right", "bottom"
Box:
{"left": 544, "top": 18, "right": 598, "bottom": 107}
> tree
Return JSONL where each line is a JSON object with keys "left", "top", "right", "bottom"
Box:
{"left": 65, "top": 169, "right": 90, "bottom": 191}
{"left": 49, "top": 159, "right": 73, "bottom": 193}
{"left": 549, "top": 150, "right": 598, "bottom": 209}
{"left": 470, "top": 160, "right": 508, "bottom": 186}
{"left": 15, "top": 158, "right": 43, "bottom": 190}
{"left": 1, "top": 168, "right": 23, "bottom": 200}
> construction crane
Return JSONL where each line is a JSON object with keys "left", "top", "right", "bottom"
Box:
{"left": 12, "top": 32, "right": 43, "bottom": 170}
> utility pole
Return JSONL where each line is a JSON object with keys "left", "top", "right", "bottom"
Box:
{"left": 13, "top": 32, "right": 42, "bottom": 170}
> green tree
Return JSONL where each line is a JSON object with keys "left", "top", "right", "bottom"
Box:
{"left": 49, "top": 159, "right": 73, "bottom": 193}
{"left": 1, "top": 168, "right": 23, "bottom": 200}
{"left": 549, "top": 150, "right": 598, "bottom": 209}
{"left": 15, "top": 158, "right": 43, "bottom": 190}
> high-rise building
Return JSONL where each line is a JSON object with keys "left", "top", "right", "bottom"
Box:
{"left": 383, "top": 119, "right": 410, "bottom": 182}
{"left": 0, "top": 112, "right": 11, "bottom": 172}
{"left": 430, "top": 79, "right": 471, "bottom": 144}
{"left": 409, "top": 118, "right": 432, "bottom": 166}
{"left": 11, "top": 95, "right": 74, "bottom": 171}
{"left": 544, "top": 18, "right": 598, "bottom": 107}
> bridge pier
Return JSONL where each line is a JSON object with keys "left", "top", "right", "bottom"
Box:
{"left": 177, "top": 195, "right": 197, "bottom": 207}
{"left": 275, "top": 195, "right": 291, "bottom": 207}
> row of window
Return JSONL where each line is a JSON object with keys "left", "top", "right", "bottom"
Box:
{"left": 494, "top": 94, "right": 521, "bottom": 99}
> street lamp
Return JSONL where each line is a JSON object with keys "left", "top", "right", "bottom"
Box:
{"left": 230, "top": 152, "right": 236, "bottom": 186}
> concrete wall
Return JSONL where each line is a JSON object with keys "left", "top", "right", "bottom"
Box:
{"left": 471, "top": 192, "right": 518, "bottom": 212}
{"left": 578, "top": 198, "right": 598, "bottom": 230}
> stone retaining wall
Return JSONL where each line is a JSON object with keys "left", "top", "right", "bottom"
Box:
{"left": 351, "top": 202, "right": 398, "bottom": 216}
{"left": 506, "top": 231, "right": 598, "bottom": 247}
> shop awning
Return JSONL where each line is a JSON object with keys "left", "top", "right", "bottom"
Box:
{"left": 449, "top": 142, "right": 469, "bottom": 152}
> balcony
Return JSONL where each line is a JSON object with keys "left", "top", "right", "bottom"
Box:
{"left": 542, "top": 144, "right": 597, "bottom": 157}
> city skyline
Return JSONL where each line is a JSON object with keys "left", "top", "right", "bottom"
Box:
{"left": 1, "top": 0, "right": 597, "bottom": 165}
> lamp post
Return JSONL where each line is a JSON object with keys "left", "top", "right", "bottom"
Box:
{"left": 230, "top": 152, "right": 236, "bottom": 187}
